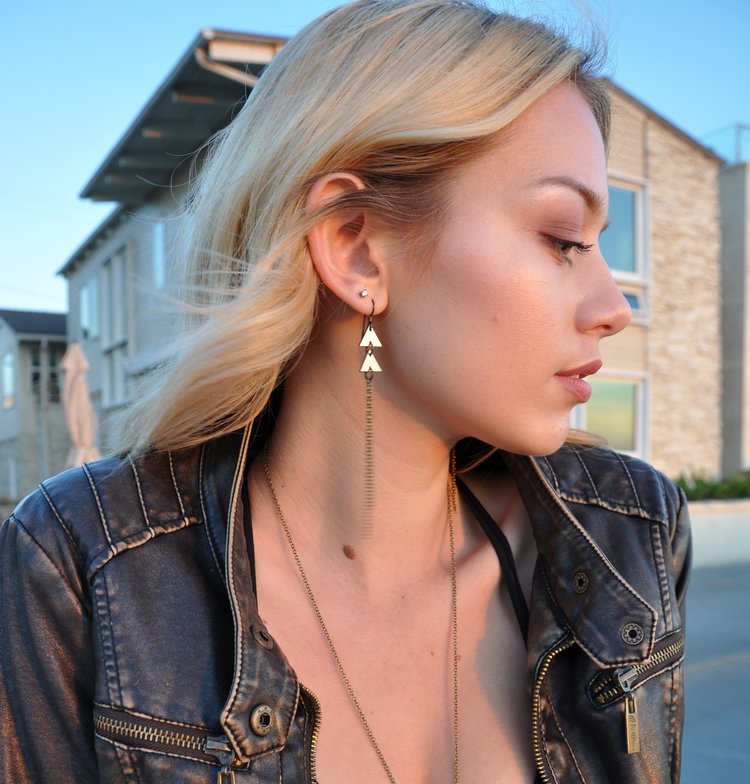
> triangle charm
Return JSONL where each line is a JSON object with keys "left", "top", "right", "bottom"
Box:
{"left": 359, "top": 324, "right": 382, "bottom": 348}
{"left": 360, "top": 351, "right": 382, "bottom": 373}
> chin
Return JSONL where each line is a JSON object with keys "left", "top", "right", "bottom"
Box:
{"left": 510, "top": 420, "right": 571, "bottom": 457}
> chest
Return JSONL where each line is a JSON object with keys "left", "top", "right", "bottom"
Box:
{"left": 255, "top": 543, "right": 537, "bottom": 784}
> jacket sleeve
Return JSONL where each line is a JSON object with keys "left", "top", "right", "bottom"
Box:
{"left": 667, "top": 478, "right": 692, "bottom": 623}
{"left": 0, "top": 490, "right": 99, "bottom": 783}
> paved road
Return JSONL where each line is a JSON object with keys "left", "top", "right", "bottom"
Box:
{"left": 682, "top": 561, "right": 750, "bottom": 782}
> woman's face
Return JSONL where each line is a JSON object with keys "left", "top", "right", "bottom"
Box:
{"left": 379, "top": 80, "right": 631, "bottom": 455}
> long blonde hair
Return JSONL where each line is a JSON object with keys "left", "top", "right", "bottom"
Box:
{"left": 121, "top": 0, "right": 609, "bottom": 453}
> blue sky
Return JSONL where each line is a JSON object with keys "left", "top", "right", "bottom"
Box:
{"left": 1, "top": 0, "right": 747, "bottom": 312}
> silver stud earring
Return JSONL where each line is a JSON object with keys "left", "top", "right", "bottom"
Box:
{"left": 359, "top": 288, "right": 368, "bottom": 298}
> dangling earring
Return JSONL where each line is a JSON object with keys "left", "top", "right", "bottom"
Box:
{"left": 359, "top": 300, "right": 382, "bottom": 537}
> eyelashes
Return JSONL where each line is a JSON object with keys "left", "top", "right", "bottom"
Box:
{"left": 543, "top": 235, "right": 594, "bottom": 265}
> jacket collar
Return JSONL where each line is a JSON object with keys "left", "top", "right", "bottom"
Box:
{"left": 201, "top": 427, "right": 300, "bottom": 764}
{"left": 504, "top": 451, "right": 658, "bottom": 666}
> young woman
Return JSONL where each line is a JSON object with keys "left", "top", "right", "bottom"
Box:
{"left": 0, "top": 2, "right": 690, "bottom": 782}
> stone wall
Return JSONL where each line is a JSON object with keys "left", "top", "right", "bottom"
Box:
{"left": 647, "top": 121, "right": 722, "bottom": 478}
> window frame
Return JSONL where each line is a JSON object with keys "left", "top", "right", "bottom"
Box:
{"left": 604, "top": 175, "right": 649, "bottom": 326}
{"left": 571, "top": 372, "right": 649, "bottom": 459}
{"left": 79, "top": 275, "right": 100, "bottom": 341}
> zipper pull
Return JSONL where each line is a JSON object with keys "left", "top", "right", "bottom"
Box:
{"left": 217, "top": 767, "right": 236, "bottom": 784}
{"left": 616, "top": 667, "right": 640, "bottom": 755}
{"left": 203, "top": 735, "right": 237, "bottom": 783}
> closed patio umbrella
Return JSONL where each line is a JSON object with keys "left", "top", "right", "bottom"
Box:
{"left": 61, "top": 343, "right": 100, "bottom": 467}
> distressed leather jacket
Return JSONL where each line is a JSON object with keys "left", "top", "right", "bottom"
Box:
{"left": 0, "top": 428, "right": 690, "bottom": 783}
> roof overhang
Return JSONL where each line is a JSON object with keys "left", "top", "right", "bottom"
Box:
{"left": 79, "top": 29, "right": 286, "bottom": 206}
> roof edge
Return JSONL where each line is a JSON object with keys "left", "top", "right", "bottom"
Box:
{"left": 605, "top": 79, "right": 724, "bottom": 163}
{"left": 57, "top": 205, "right": 127, "bottom": 277}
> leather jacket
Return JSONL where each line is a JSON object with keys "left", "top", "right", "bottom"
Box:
{"left": 0, "top": 427, "right": 690, "bottom": 783}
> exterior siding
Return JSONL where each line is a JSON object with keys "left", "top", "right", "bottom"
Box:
{"left": 646, "top": 120, "right": 721, "bottom": 478}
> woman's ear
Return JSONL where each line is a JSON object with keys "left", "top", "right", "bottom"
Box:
{"left": 306, "top": 172, "right": 388, "bottom": 315}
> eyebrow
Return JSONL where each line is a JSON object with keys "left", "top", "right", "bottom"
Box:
{"left": 533, "top": 175, "right": 608, "bottom": 215}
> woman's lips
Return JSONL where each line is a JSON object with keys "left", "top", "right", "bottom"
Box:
{"left": 555, "top": 374, "right": 593, "bottom": 403}
{"left": 555, "top": 359, "right": 602, "bottom": 404}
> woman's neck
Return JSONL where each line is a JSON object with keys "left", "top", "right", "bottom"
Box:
{"left": 249, "top": 345, "right": 459, "bottom": 593}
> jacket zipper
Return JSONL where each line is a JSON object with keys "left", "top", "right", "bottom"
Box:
{"left": 588, "top": 633, "right": 684, "bottom": 755}
{"left": 531, "top": 635, "right": 575, "bottom": 784}
{"left": 93, "top": 706, "right": 238, "bottom": 782}
{"left": 301, "top": 685, "right": 323, "bottom": 783}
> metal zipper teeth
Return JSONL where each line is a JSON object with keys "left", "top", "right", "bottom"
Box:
{"left": 531, "top": 636, "right": 575, "bottom": 784}
{"left": 93, "top": 710, "right": 233, "bottom": 762}
{"left": 301, "top": 685, "right": 322, "bottom": 784}
{"left": 592, "top": 637, "right": 685, "bottom": 705}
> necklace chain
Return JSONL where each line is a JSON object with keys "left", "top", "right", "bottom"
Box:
{"left": 262, "top": 446, "right": 460, "bottom": 784}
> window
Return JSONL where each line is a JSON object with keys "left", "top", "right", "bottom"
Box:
{"left": 601, "top": 182, "right": 647, "bottom": 321}
{"left": 577, "top": 377, "right": 646, "bottom": 456}
{"left": 600, "top": 186, "right": 638, "bottom": 274}
{"left": 31, "top": 345, "right": 63, "bottom": 404}
{"left": 1, "top": 351, "right": 15, "bottom": 409}
{"left": 80, "top": 276, "right": 100, "bottom": 340}
{"left": 101, "top": 246, "right": 130, "bottom": 406}
{"left": 102, "top": 247, "right": 128, "bottom": 346}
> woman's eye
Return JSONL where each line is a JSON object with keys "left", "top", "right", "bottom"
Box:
{"left": 544, "top": 235, "right": 594, "bottom": 265}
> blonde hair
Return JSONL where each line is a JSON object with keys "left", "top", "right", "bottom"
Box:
{"left": 121, "top": 0, "right": 609, "bottom": 453}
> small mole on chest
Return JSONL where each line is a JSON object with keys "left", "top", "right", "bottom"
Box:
{"left": 343, "top": 544, "right": 356, "bottom": 560}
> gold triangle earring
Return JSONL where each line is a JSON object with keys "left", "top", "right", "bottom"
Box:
{"left": 359, "top": 295, "right": 381, "bottom": 537}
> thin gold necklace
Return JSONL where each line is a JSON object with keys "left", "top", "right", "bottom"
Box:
{"left": 262, "top": 446, "right": 460, "bottom": 784}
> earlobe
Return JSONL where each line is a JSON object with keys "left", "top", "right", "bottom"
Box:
{"left": 306, "top": 172, "right": 388, "bottom": 315}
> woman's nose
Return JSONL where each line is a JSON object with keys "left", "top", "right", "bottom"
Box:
{"left": 579, "top": 265, "right": 632, "bottom": 337}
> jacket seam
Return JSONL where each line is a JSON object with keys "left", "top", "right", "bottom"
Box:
{"left": 86, "top": 516, "right": 201, "bottom": 579}
{"left": 545, "top": 686, "right": 586, "bottom": 783}
{"left": 97, "top": 734, "right": 222, "bottom": 768}
{"left": 668, "top": 665, "right": 678, "bottom": 778}
{"left": 538, "top": 455, "right": 561, "bottom": 494}
{"left": 168, "top": 450, "right": 190, "bottom": 525}
{"left": 6, "top": 516, "right": 85, "bottom": 605}
{"left": 199, "top": 443, "right": 225, "bottom": 581}
{"left": 83, "top": 462, "right": 117, "bottom": 557}
{"left": 128, "top": 455, "right": 157, "bottom": 539}
{"left": 222, "top": 424, "right": 253, "bottom": 754}
{"left": 615, "top": 452, "right": 645, "bottom": 514}
{"left": 93, "top": 570, "right": 124, "bottom": 706}
{"left": 37, "top": 483, "right": 84, "bottom": 559}
{"left": 573, "top": 450, "right": 602, "bottom": 503}
{"left": 650, "top": 517, "right": 672, "bottom": 629}
{"left": 111, "top": 740, "right": 135, "bottom": 783}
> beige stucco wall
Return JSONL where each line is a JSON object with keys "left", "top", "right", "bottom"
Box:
{"left": 647, "top": 122, "right": 721, "bottom": 478}
{"left": 720, "top": 163, "right": 750, "bottom": 476}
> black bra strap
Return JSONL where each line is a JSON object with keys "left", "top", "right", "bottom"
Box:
{"left": 456, "top": 477, "right": 530, "bottom": 646}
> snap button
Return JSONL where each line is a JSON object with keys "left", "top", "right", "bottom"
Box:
{"left": 251, "top": 624, "right": 274, "bottom": 650}
{"left": 250, "top": 704, "right": 275, "bottom": 736}
{"left": 573, "top": 571, "right": 589, "bottom": 594}
{"left": 621, "top": 623, "right": 645, "bottom": 646}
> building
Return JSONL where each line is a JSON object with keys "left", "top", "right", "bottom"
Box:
{"left": 719, "top": 126, "right": 750, "bottom": 476}
{"left": 59, "top": 30, "right": 724, "bottom": 479}
{"left": 0, "top": 309, "right": 68, "bottom": 503}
